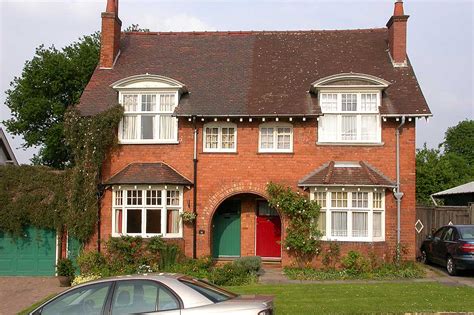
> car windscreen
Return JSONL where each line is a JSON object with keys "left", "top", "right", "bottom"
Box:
{"left": 178, "top": 277, "right": 237, "bottom": 303}
{"left": 459, "top": 227, "right": 474, "bottom": 240}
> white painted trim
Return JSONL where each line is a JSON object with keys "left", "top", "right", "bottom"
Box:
{"left": 111, "top": 74, "right": 187, "bottom": 92}
{"left": 202, "top": 122, "right": 238, "bottom": 153}
{"left": 311, "top": 73, "right": 391, "bottom": 93}
{"left": 258, "top": 122, "right": 294, "bottom": 153}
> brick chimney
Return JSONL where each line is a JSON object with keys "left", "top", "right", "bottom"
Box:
{"left": 100, "top": 0, "right": 122, "bottom": 69}
{"left": 386, "top": 0, "right": 409, "bottom": 67}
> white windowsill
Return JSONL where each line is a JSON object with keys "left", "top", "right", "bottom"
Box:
{"left": 119, "top": 140, "right": 180, "bottom": 145}
{"left": 112, "top": 233, "right": 183, "bottom": 238}
{"left": 317, "top": 142, "right": 384, "bottom": 147}
{"left": 321, "top": 236, "right": 385, "bottom": 242}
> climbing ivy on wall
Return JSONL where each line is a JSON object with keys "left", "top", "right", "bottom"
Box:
{"left": 267, "top": 182, "right": 322, "bottom": 267}
{"left": 0, "top": 105, "right": 123, "bottom": 242}
{"left": 64, "top": 105, "right": 123, "bottom": 241}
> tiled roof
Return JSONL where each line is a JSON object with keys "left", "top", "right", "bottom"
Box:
{"left": 298, "top": 161, "right": 396, "bottom": 187}
{"left": 105, "top": 162, "right": 192, "bottom": 185}
{"left": 78, "top": 30, "right": 430, "bottom": 117}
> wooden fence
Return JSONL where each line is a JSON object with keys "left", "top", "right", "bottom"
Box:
{"left": 415, "top": 204, "right": 474, "bottom": 256}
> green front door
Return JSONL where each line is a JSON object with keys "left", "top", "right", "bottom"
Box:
{"left": 67, "top": 236, "right": 82, "bottom": 275}
{"left": 0, "top": 227, "right": 56, "bottom": 276}
{"left": 212, "top": 200, "right": 241, "bottom": 258}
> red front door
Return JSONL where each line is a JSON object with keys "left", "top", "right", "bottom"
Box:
{"left": 256, "top": 201, "right": 281, "bottom": 258}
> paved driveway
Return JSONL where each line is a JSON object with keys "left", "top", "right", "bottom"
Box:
{"left": 425, "top": 264, "right": 474, "bottom": 288}
{"left": 0, "top": 277, "right": 66, "bottom": 314}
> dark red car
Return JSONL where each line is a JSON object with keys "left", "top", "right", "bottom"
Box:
{"left": 420, "top": 225, "right": 474, "bottom": 276}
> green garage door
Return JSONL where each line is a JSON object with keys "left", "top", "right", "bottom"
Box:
{"left": 0, "top": 227, "right": 56, "bottom": 276}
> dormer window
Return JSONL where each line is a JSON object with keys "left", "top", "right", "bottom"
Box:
{"left": 312, "top": 73, "right": 390, "bottom": 145}
{"left": 111, "top": 74, "right": 187, "bottom": 144}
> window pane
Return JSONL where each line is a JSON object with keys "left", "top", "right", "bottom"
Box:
{"left": 331, "top": 192, "right": 347, "bottom": 208}
{"left": 123, "top": 95, "right": 138, "bottom": 112}
{"left": 331, "top": 211, "right": 347, "bottom": 237}
{"left": 314, "top": 192, "right": 326, "bottom": 208}
{"left": 159, "top": 94, "right": 175, "bottom": 112}
{"left": 361, "top": 115, "right": 378, "bottom": 141}
{"left": 41, "top": 283, "right": 111, "bottom": 315}
{"left": 167, "top": 209, "right": 180, "bottom": 234}
{"left": 352, "top": 212, "right": 368, "bottom": 237}
{"left": 122, "top": 115, "right": 138, "bottom": 140}
{"left": 276, "top": 127, "right": 291, "bottom": 150}
{"left": 167, "top": 190, "right": 180, "bottom": 206}
{"left": 127, "top": 190, "right": 142, "bottom": 205}
{"left": 159, "top": 115, "right": 176, "bottom": 140}
{"left": 360, "top": 93, "right": 377, "bottom": 112}
{"left": 258, "top": 201, "right": 279, "bottom": 216}
{"left": 319, "top": 115, "right": 338, "bottom": 142}
{"left": 205, "top": 127, "right": 219, "bottom": 149}
{"left": 352, "top": 192, "right": 368, "bottom": 208}
{"left": 115, "top": 190, "right": 123, "bottom": 206}
{"left": 318, "top": 211, "right": 326, "bottom": 235}
{"left": 115, "top": 209, "right": 123, "bottom": 234}
{"left": 146, "top": 190, "right": 162, "bottom": 205}
{"left": 221, "top": 128, "right": 235, "bottom": 149}
{"left": 127, "top": 209, "right": 142, "bottom": 233}
{"left": 146, "top": 210, "right": 161, "bottom": 234}
{"left": 260, "top": 128, "right": 274, "bottom": 149}
{"left": 320, "top": 93, "right": 338, "bottom": 112}
{"left": 373, "top": 212, "right": 382, "bottom": 237}
{"left": 373, "top": 192, "right": 383, "bottom": 209}
{"left": 341, "top": 94, "right": 357, "bottom": 111}
{"left": 141, "top": 116, "right": 154, "bottom": 139}
{"left": 141, "top": 94, "right": 156, "bottom": 111}
{"left": 341, "top": 115, "right": 357, "bottom": 141}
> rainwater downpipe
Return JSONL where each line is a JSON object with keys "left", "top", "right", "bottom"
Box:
{"left": 394, "top": 116, "right": 406, "bottom": 256}
{"left": 192, "top": 116, "right": 198, "bottom": 259}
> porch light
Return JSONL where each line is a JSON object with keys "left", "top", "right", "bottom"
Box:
{"left": 249, "top": 118, "right": 253, "bottom": 122}
{"left": 302, "top": 117, "right": 306, "bottom": 121}
{"left": 239, "top": 118, "right": 243, "bottom": 122}
{"left": 289, "top": 117, "right": 293, "bottom": 122}
{"left": 201, "top": 118, "right": 205, "bottom": 122}
{"left": 275, "top": 117, "right": 279, "bottom": 122}
{"left": 262, "top": 118, "right": 266, "bottom": 122}
{"left": 214, "top": 118, "right": 218, "bottom": 122}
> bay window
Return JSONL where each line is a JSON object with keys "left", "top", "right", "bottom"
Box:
{"left": 318, "top": 92, "right": 381, "bottom": 143}
{"left": 112, "top": 186, "right": 183, "bottom": 238}
{"left": 203, "top": 122, "right": 237, "bottom": 152}
{"left": 259, "top": 123, "right": 293, "bottom": 153}
{"left": 311, "top": 189, "right": 385, "bottom": 241}
{"left": 119, "top": 92, "right": 178, "bottom": 143}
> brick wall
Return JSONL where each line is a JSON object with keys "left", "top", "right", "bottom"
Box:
{"left": 87, "top": 118, "right": 417, "bottom": 264}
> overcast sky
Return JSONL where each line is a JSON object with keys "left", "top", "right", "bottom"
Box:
{"left": 1, "top": 0, "right": 473, "bottom": 164}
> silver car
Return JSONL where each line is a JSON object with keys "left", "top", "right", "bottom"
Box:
{"left": 30, "top": 273, "right": 274, "bottom": 315}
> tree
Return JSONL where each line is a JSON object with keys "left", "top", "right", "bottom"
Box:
{"left": 441, "top": 120, "right": 474, "bottom": 166}
{"left": 124, "top": 24, "right": 150, "bottom": 32}
{"left": 3, "top": 33, "right": 100, "bottom": 169}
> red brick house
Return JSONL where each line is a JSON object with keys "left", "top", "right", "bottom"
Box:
{"left": 79, "top": 0, "right": 431, "bottom": 265}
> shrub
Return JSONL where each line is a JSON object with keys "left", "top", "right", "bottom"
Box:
{"left": 165, "top": 257, "right": 213, "bottom": 279}
{"left": 209, "top": 263, "right": 257, "bottom": 286}
{"left": 321, "top": 242, "right": 341, "bottom": 270}
{"left": 77, "top": 251, "right": 108, "bottom": 276}
{"left": 57, "top": 258, "right": 75, "bottom": 278}
{"left": 159, "top": 244, "right": 180, "bottom": 270}
{"left": 71, "top": 274, "right": 102, "bottom": 286}
{"left": 146, "top": 236, "right": 166, "bottom": 255}
{"left": 233, "top": 256, "right": 262, "bottom": 274}
{"left": 342, "top": 251, "right": 371, "bottom": 275}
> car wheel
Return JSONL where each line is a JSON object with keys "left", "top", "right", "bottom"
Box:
{"left": 446, "top": 256, "right": 457, "bottom": 276}
{"left": 420, "top": 250, "right": 429, "bottom": 265}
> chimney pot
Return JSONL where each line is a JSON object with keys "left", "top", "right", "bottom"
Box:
{"left": 386, "top": 1, "right": 409, "bottom": 66}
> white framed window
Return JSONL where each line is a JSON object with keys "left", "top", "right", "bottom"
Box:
{"left": 203, "top": 122, "right": 237, "bottom": 152}
{"left": 119, "top": 92, "right": 179, "bottom": 144}
{"left": 112, "top": 185, "right": 183, "bottom": 238}
{"left": 258, "top": 123, "right": 293, "bottom": 153}
{"left": 318, "top": 91, "right": 381, "bottom": 143}
{"left": 310, "top": 188, "right": 385, "bottom": 242}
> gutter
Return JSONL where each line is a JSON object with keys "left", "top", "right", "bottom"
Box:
{"left": 192, "top": 116, "right": 198, "bottom": 259}
{"left": 394, "top": 116, "right": 406, "bottom": 253}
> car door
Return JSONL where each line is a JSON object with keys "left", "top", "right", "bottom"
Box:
{"left": 108, "top": 279, "right": 181, "bottom": 315}
{"left": 431, "top": 227, "right": 447, "bottom": 264}
{"left": 35, "top": 281, "right": 113, "bottom": 315}
{"left": 439, "top": 227, "right": 455, "bottom": 263}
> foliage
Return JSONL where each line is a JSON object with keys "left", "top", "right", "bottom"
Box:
{"left": 146, "top": 236, "right": 166, "bottom": 254}
{"left": 71, "top": 273, "right": 102, "bottom": 286}
{"left": 180, "top": 211, "right": 197, "bottom": 223}
{"left": 76, "top": 251, "right": 108, "bottom": 276}
{"left": 321, "top": 242, "right": 341, "bottom": 270}
{"left": 341, "top": 251, "right": 371, "bottom": 275}
{"left": 441, "top": 119, "right": 474, "bottom": 166}
{"left": 209, "top": 263, "right": 258, "bottom": 286}
{"left": 64, "top": 105, "right": 123, "bottom": 241}
{"left": 416, "top": 120, "right": 474, "bottom": 205}
{"left": 0, "top": 165, "right": 68, "bottom": 236}
{"left": 159, "top": 244, "right": 181, "bottom": 270}
{"left": 56, "top": 258, "right": 76, "bottom": 278}
{"left": 233, "top": 256, "right": 262, "bottom": 274}
{"left": 3, "top": 33, "right": 100, "bottom": 168}
{"left": 267, "top": 182, "right": 321, "bottom": 266}
{"left": 230, "top": 283, "right": 474, "bottom": 314}
{"left": 124, "top": 24, "right": 150, "bottom": 32}
{"left": 165, "top": 257, "right": 214, "bottom": 279}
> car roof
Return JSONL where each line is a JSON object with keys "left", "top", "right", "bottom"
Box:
{"left": 441, "top": 225, "right": 474, "bottom": 228}
{"left": 74, "top": 273, "right": 186, "bottom": 287}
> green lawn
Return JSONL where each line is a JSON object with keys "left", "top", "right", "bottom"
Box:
{"left": 229, "top": 282, "right": 474, "bottom": 314}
